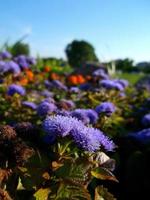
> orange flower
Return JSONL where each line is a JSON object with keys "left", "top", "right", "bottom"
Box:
{"left": 68, "top": 75, "right": 78, "bottom": 85}
{"left": 76, "top": 75, "right": 86, "bottom": 84}
{"left": 25, "top": 70, "right": 34, "bottom": 81}
{"left": 44, "top": 66, "right": 51, "bottom": 72}
{"left": 19, "top": 78, "right": 28, "bottom": 86}
{"left": 50, "top": 72, "right": 60, "bottom": 80}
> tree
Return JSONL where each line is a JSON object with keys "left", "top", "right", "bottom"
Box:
{"left": 115, "top": 58, "right": 134, "bottom": 72}
{"left": 10, "top": 41, "right": 30, "bottom": 57}
{"left": 65, "top": 40, "right": 98, "bottom": 68}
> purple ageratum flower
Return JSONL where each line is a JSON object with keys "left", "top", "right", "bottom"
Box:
{"left": 84, "top": 109, "right": 99, "bottom": 124}
{"left": 93, "top": 69, "right": 109, "bottom": 80}
{"left": 26, "top": 56, "right": 36, "bottom": 65}
{"left": 43, "top": 115, "right": 84, "bottom": 137}
{"left": 70, "top": 87, "right": 80, "bottom": 93}
{"left": 52, "top": 80, "right": 68, "bottom": 91}
{"left": 37, "top": 101, "right": 57, "bottom": 116}
{"left": 44, "top": 80, "right": 53, "bottom": 88}
{"left": 0, "top": 51, "right": 12, "bottom": 59}
{"left": 141, "top": 114, "right": 150, "bottom": 127}
{"left": 71, "top": 109, "right": 90, "bottom": 124}
{"left": 71, "top": 109, "right": 98, "bottom": 124}
{"left": 100, "top": 80, "right": 124, "bottom": 91}
{"left": 55, "top": 109, "right": 71, "bottom": 117}
{"left": 14, "top": 55, "right": 28, "bottom": 69}
{"left": 41, "top": 90, "right": 54, "bottom": 98}
{"left": 95, "top": 102, "right": 116, "bottom": 116}
{"left": 128, "top": 128, "right": 150, "bottom": 144}
{"left": 71, "top": 126, "right": 101, "bottom": 152}
{"left": 22, "top": 101, "right": 37, "bottom": 110}
{"left": 114, "top": 79, "right": 129, "bottom": 88}
{"left": 7, "top": 84, "right": 26, "bottom": 96}
{"left": 41, "top": 97, "right": 55, "bottom": 104}
{"left": 43, "top": 115, "right": 115, "bottom": 152}
{"left": 71, "top": 126, "right": 115, "bottom": 152}
{"left": 93, "top": 129, "right": 115, "bottom": 151}
{"left": 0, "top": 61, "right": 8, "bottom": 73}
{"left": 6, "top": 61, "right": 21, "bottom": 75}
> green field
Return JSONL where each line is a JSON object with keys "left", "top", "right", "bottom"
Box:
{"left": 113, "top": 72, "right": 145, "bottom": 85}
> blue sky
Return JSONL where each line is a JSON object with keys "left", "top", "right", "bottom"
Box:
{"left": 0, "top": 0, "right": 150, "bottom": 62}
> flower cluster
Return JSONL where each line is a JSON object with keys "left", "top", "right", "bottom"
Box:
{"left": 95, "top": 102, "right": 116, "bottom": 116}
{"left": 43, "top": 115, "right": 115, "bottom": 152}
{"left": 37, "top": 101, "right": 57, "bottom": 116}
{"left": 71, "top": 109, "right": 98, "bottom": 124}
{"left": 7, "top": 84, "right": 26, "bottom": 96}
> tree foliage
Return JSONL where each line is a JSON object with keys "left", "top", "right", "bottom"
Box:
{"left": 65, "top": 40, "right": 99, "bottom": 68}
{"left": 10, "top": 41, "right": 30, "bottom": 57}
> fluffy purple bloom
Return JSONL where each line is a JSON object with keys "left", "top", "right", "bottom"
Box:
{"left": 84, "top": 109, "right": 99, "bottom": 124}
{"left": 55, "top": 109, "right": 71, "bottom": 117}
{"left": 70, "top": 87, "right": 80, "bottom": 93}
{"left": 26, "top": 56, "right": 36, "bottom": 65}
{"left": 37, "top": 101, "right": 57, "bottom": 116}
{"left": 93, "top": 69, "right": 109, "bottom": 80}
{"left": 22, "top": 101, "right": 37, "bottom": 110}
{"left": 0, "top": 61, "right": 8, "bottom": 73}
{"left": 41, "top": 97, "right": 55, "bottom": 104}
{"left": 71, "top": 127, "right": 115, "bottom": 152}
{"left": 114, "top": 79, "right": 129, "bottom": 88}
{"left": 100, "top": 80, "right": 124, "bottom": 91}
{"left": 15, "top": 55, "right": 28, "bottom": 69}
{"left": 95, "top": 102, "right": 116, "bottom": 116}
{"left": 141, "top": 114, "right": 150, "bottom": 127}
{"left": 0, "top": 51, "right": 12, "bottom": 59}
{"left": 43, "top": 115, "right": 115, "bottom": 152}
{"left": 44, "top": 80, "right": 53, "bottom": 88}
{"left": 71, "top": 127, "right": 101, "bottom": 152}
{"left": 6, "top": 61, "right": 21, "bottom": 75}
{"left": 41, "top": 90, "right": 54, "bottom": 98}
{"left": 43, "top": 115, "right": 83, "bottom": 137}
{"left": 129, "top": 128, "right": 150, "bottom": 144}
{"left": 71, "top": 109, "right": 98, "bottom": 124}
{"left": 52, "top": 80, "right": 68, "bottom": 91}
{"left": 71, "top": 109, "right": 90, "bottom": 124}
{"left": 7, "top": 84, "right": 26, "bottom": 96}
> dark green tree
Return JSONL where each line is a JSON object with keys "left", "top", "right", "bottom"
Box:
{"left": 10, "top": 41, "right": 30, "bottom": 57}
{"left": 115, "top": 58, "right": 134, "bottom": 72}
{"left": 65, "top": 40, "right": 99, "bottom": 68}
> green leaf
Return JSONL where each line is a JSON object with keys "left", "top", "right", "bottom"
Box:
{"left": 94, "top": 186, "right": 116, "bottom": 200}
{"left": 33, "top": 188, "right": 51, "bottom": 200}
{"left": 49, "top": 181, "right": 91, "bottom": 200}
{"left": 18, "top": 150, "right": 51, "bottom": 190}
{"left": 91, "top": 167, "right": 118, "bottom": 182}
{"left": 51, "top": 158, "right": 92, "bottom": 199}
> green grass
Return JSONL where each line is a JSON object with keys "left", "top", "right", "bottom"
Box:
{"left": 112, "top": 72, "right": 145, "bottom": 85}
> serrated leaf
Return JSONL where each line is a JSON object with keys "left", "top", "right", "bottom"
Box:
{"left": 49, "top": 181, "right": 91, "bottom": 200}
{"left": 94, "top": 186, "right": 116, "bottom": 200}
{"left": 91, "top": 167, "right": 118, "bottom": 182}
{"left": 34, "top": 188, "right": 51, "bottom": 200}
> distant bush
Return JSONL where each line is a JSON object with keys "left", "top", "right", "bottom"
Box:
{"left": 65, "top": 40, "right": 99, "bottom": 68}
